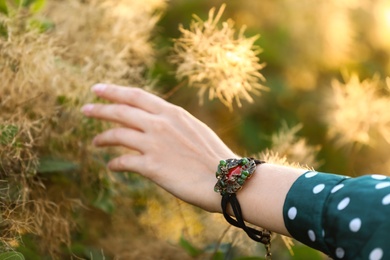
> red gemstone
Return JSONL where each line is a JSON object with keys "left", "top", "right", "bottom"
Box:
{"left": 227, "top": 165, "right": 242, "bottom": 180}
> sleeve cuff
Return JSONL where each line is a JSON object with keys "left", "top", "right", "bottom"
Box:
{"left": 283, "top": 171, "right": 346, "bottom": 255}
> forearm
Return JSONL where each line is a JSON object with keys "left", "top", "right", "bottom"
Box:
{"left": 82, "top": 84, "right": 305, "bottom": 237}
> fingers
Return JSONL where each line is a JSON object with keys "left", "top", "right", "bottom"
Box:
{"left": 93, "top": 127, "right": 146, "bottom": 153}
{"left": 107, "top": 154, "right": 144, "bottom": 173}
{"left": 91, "top": 83, "right": 167, "bottom": 114}
{"left": 81, "top": 103, "right": 150, "bottom": 131}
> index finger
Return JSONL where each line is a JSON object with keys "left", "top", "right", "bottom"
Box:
{"left": 91, "top": 84, "right": 166, "bottom": 114}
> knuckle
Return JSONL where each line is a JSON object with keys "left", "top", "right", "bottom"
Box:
{"left": 176, "top": 106, "right": 189, "bottom": 120}
{"left": 114, "top": 156, "right": 127, "bottom": 170}
{"left": 143, "top": 155, "right": 161, "bottom": 176}
{"left": 113, "top": 104, "right": 129, "bottom": 118}
{"left": 109, "top": 105, "right": 138, "bottom": 126}
{"left": 128, "top": 87, "right": 144, "bottom": 99}
{"left": 170, "top": 105, "right": 189, "bottom": 121}
{"left": 150, "top": 117, "right": 169, "bottom": 132}
{"left": 165, "top": 102, "right": 182, "bottom": 115}
{"left": 110, "top": 128, "right": 122, "bottom": 141}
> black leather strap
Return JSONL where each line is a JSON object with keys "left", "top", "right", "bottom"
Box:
{"left": 221, "top": 193, "right": 271, "bottom": 244}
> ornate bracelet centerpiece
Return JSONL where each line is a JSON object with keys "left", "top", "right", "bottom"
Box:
{"left": 213, "top": 157, "right": 272, "bottom": 259}
{"left": 214, "top": 158, "right": 257, "bottom": 195}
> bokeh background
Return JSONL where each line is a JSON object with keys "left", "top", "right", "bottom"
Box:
{"left": 1, "top": 0, "right": 390, "bottom": 259}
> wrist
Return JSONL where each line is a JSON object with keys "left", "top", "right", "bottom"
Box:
{"left": 212, "top": 158, "right": 273, "bottom": 253}
{"left": 199, "top": 174, "right": 223, "bottom": 213}
{"left": 236, "top": 163, "right": 306, "bottom": 235}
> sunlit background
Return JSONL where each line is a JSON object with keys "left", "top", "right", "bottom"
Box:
{"left": 0, "top": 0, "right": 389, "bottom": 259}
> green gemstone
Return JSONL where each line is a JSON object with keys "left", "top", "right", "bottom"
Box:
{"left": 237, "top": 178, "right": 245, "bottom": 185}
{"left": 241, "top": 158, "right": 249, "bottom": 165}
{"left": 240, "top": 174, "right": 248, "bottom": 180}
{"left": 214, "top": 185, "right": 220, "bottom": 192}
{"left": 219, "top": 160, "right": 227, "bottom": 166}
{"left": 242, "top": 170, "right": 249, "bottom": 177}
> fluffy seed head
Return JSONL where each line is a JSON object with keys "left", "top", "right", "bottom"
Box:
{"left": 171, "top": 4, "right": 267, "bottom": 110}
{"left": 327, "top": 74, "right": 390, "bottom": 146}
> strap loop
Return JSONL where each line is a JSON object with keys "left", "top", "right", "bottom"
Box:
{"left": 222, "top": 193, "right": 272, "bottom": 244}
{"left": 215, "top": 158, "right": 272, "bottom": 258}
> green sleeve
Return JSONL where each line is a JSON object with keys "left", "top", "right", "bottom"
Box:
{"left": 283, "top": 171, "right": 390, "bottom": 260}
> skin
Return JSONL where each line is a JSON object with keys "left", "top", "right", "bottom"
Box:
{"left": 81, "top": 84, "right": 307, "bottom": 236}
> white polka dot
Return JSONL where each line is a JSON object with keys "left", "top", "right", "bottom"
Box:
{"left": 337, "top": 197, "right": 350, "bottom": 210}
{"left": 369, "top": 248, "right": 383, "bottom": 260}
{"left": 308, "top": 230, "right": 316, "bottom": 242}
{"left": 331, "top": 184, "right": 344, "bottom": 193}
{"left": 313, "top": 184, "right": 325, "bottom": 194}
{"left": 349, "top": 218, "right": 361, "bottom": 232}
{"left": 375, "top": 182, "right": 390, "bottom": 189}
{"left": 288, "top": 207, "right": 297, "bottom": 220}
{"left": 305, "top": 171, "right": 318, "bottom": 178}
{"left": 372, "top": 174, "right": 387, "bottom": 180}
{"left": 382, "top": 194, "right": 390, "bottom": 205}
{"left": 335, "top": 247, "right": 345, "bottom": 259}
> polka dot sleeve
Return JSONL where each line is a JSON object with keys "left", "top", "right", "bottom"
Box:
{"left": 283, "top": 171, "right": 390, "bottom": 260}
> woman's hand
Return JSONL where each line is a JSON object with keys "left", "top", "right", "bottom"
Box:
{"left": 81, "top": 84, "right": 236, "bottom": 212}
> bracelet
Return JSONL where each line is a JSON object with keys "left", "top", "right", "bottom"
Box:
{"left": 214, "top": 158, "right": 272, "bottom": 258}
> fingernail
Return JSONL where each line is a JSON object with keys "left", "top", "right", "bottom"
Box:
{"left": 92, "top": 83, "right": 106, "bottom": 93}
{"left": 81, "top": 104, "right": 94, "bottom": 114}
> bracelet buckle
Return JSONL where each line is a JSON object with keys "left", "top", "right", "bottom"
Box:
{"left": 214, "top": 158, "right": 257, "bottom": 195}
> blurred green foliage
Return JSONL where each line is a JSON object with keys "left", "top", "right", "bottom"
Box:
{"left": 0, "top": 125, "right": 18, "bottom": 145}
{"left": 0, "top": 251, "right": 25, "bottom": 260}
{"left": 1, "top": 0, "right": 390, "bottom": 259}
{"left": 0, "top": 0, "right": 52, "bottom": 37}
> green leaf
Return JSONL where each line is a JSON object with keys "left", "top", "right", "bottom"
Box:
{"left": 83, "top": 247, "right": 106, "bottom": 260}
{"left": 30, "top": 0, "right": 45, "bottom": 13}
{"left": 93, "top": 195, "right": 115, "bottom": 214}
{"left": 16, "top": 235, "right": 42, "bottom": 260}
{"left": 179, "top": 236, "right": 202, "bottom": 257}
{"left": 19, "top": 0, "right": 35, "bottom": 8}
{"left": 0, "top": 125, "right": 18, "bottom": 145}
{"left": 38, "top": 157, "right": 78, "bottom": 173}
{"left": 212, "top": 251, "right": 224, "bottom": 260}
{"left": 291, "top": 244, "right": 324, "bottom": 260}
{"left": 13, "top": 0, "right": 21, "bottom": 6}
{"left": 234, "top": 257, "right": 264, "bottom": 260}
{"left": 0, "top": 0, "right": 8, "bottom": 15}
{"left": 93, "top": 187, "right": 115, "bottom": 214}
{"left": 28, "top": 18, "right": 54, "bottom": 33}
{"left": 0, "top": 22, "right": 7, "bottom": 38}
{"left": 205, "top": 242, "right": 233, "bottom": 254}
{"left": 0, "top": 252, "right": 25, "bottom": 260}
{"left": 56, "top": 95, "right": 69, "bottom": 105}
